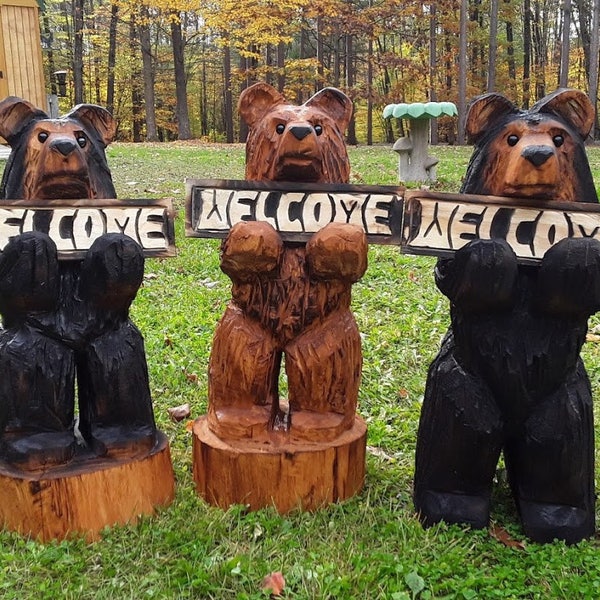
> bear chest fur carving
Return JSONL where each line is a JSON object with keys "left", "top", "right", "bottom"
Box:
{"left": 451, "top": 89, "right": 598, "bottom": 400}
{"left": 232, "top": 82, "right": 357, "bottom": 340}
{"left": 414, "top": 89, "right": 600, "bottom": 545}
{"left": 208, "top": 83, "right": 367, "bottom": 442}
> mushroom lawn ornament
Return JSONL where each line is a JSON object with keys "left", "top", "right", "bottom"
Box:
{"left": 383, "top": 101, "right": 457, "bottom": 183}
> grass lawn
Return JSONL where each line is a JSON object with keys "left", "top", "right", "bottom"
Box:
{"left": 1, "top": 142, "right": 600, "bottom": 598}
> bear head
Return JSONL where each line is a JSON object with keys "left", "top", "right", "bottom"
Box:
{"left": 461, "top": 88, "right": 597, "bottom": 203}
{"left": 238, "top": 82, "right": 353, "bottom": 184}
{"left": 0, "top": 96, "right": 117, "bottom": 200}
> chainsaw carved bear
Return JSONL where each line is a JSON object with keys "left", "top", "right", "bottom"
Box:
{"left": 414, "top": 89, "right": 600, "bottom": 544}
{"left": 0, "top": 97, "right": 156, "bottom": 470}
{"left": 208, "top": 83, "right": 367, "bottom": 442}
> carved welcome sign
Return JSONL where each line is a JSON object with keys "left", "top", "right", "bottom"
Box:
{"left": 0, "top": 198, "right": 176, "bottom": 260}
{"left": 186, "top": 179, "right": 600, "bottom": 264}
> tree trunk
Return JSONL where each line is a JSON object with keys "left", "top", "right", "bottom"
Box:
{"left": 532, "top": 0, "right": 546, "bottom": 100}
{"left": 129, "top": 15, "right": 143, "bottom": 142}
{"left": 106, "top": 2, "right": 118, "bottom": 115}
{"left": 223, "top": 43, "right": 234, "bottom": 143}
{"left": 506, "top": 13, "right": 517, "bottom": 98}
{"left": 429, "top": 3, "right": 438, "bottom": 145}
{"left": 457, "top": 0, "right": 468, "bottom": 144}
{"left": 277, "top": 42, "right": 286, "bottom": 92}
{"left": 366, "top": 0, "right": 374, "bottom": 146}
{"left": 171, "top": 13, "right": 191, "bottom": 140}
{"left": 589, "top": 0, "right": 600, "bottom": 138}
{"left": 316, "top": 17, "right": 324, "bottom": 90}
{"left": 523, "top": 0, "right": 532, "bottom": 107}
{"left": 487, "top": 0, "right": 499, "bottom": 92}
{"left": 200, "top": 41, "right": 209, "bottom": 138}
{"left": 42, "top": 13, "right": 58, "bottom": 96}
{"left": 559, "top": 0, "right": 571, "bottom": 87}
{"left": 345, "top": 34, "right": 357, "bottom": 145}
{"left": 138, "top": 8, "right": 158, "bottom": 142}
{"left": 72, "top": 0, "right": 84, "bottom": 104}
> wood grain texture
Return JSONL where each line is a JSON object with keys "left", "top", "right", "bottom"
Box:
{"left": 0, "top": 2, "right": 46, "bottom": 110}
{"left": 193, "top": 415, "right": 366, "bottom": 512}
{"left": 0, "top": 432, "right": 175, "bottom": 541}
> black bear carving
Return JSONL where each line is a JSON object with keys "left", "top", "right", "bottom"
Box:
{"left": 414, "top": 89, "right": 600, "bottom": 544}
{"left": 0, "top": 97, "right": 157, "bottom": 470}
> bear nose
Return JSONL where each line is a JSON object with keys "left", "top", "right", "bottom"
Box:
{"left": 290, "top": 125, "right": 312, "bottom": 140}
{"left": 521, "top": 145, "right": 554, "bottom": 167}
{"left": 52, "top": 139, "right": 77, "bottom": 157}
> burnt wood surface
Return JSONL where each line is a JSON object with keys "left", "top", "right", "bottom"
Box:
{"left": 414, "top": 88, "right": 599, "bottom": 545}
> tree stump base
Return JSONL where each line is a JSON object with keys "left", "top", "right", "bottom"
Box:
{"left": 0, "top": 431, "right": 175, "bottom": 541}
{"left": 192, "top": 415, "right": 367, "bottom": 512}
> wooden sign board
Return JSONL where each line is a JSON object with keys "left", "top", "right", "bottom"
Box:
{"left": 185, "top": 179, "right": 404, "bottom": 244}
{"left": 0, "top": 198, "right": 176, "bottom": 260}
{"left": 186, "top": 179, "right": 600, "bottom": 264}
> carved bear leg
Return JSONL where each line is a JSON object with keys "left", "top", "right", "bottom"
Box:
{"left": 77, "top": 321, "right": 156, "bottom": 459}
{"left": 208, "top": 305, "right": 280, "bottom": 439}
{"left": 0, "top": 232, "right": 77, "bottom": 469}
{"left": 0, "top": 326, "right": 77, "bottom": 469}
{"left": 504, "top": 360, "right": 595, "bottom": 545}
{"left": 77, "top": 234, "right": 156, "bottom": 459}
{"left": 285, "top": 310, "right": 362, "bottom": 442}
{"left": 414, "top": 335, "right": 503, "bottom": 529}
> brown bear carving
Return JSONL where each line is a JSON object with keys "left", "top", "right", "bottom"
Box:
{"left": 414, "top": 89, "right": 600, "bottom": 544}
{"left": 208, "top": 82, "right": 367, "bottom": 442}
{"left": 0, "top": 97, "right": 156, "bottom": 470}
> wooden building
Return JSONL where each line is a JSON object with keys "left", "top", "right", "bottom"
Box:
{"left": 0, "top": 0, "right": 45, "bottom": 110}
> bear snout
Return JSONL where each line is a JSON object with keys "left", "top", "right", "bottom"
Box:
{"left": 521, "top": 145, "right": 555, "bottom": 168}
{"left": 289, "top": 125, "right": 313, "bottom": 140}
{"left": 51, "top": 138, "right": 78, "bottom": 157}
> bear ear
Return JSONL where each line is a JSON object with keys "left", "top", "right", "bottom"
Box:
{"left": 465, "top": 93, "right": 518, "bottom": 143}
{"left": 0, "top": 96, "right": 47, "bottom": 146}
{"left": 64, "top": 104, "right": 117, "bottom": 146}
{"left": 238, "top": 82, "right": 286, "bottom": 127}
{"left": 304, "top": 88, "right": 353, "bottom": 131}
{"left": 532, "top": 88, "right": 595, "bottom": 139}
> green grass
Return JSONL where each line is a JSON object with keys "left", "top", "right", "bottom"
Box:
{"left": 2, "top": 143, "right": 600, "bottom": 598}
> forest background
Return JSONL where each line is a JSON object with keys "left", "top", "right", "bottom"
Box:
{"left": 41, "top": 0, "right": 600, "bottom": 146}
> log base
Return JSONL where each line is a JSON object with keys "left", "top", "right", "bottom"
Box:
{"left": 192, "top": 415, "right": 367, "bottom": 512}
{"left": 0, "top": 431, "right": 175, "bottom": 541}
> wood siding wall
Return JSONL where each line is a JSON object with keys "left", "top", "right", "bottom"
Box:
{"left": 0, "top": 0, "right": 45, "bottom": 110}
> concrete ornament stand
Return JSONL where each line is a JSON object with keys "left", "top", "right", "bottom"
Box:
{"left": 383, "top": 101, "right": 457, "bottom": 183}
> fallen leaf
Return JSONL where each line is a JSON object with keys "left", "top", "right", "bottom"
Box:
{"left": 185, "top": 419, "right": 195, "bottom": 432}
{"left": 144, "top": 272, "right": 158, "bottom": 280}
{"left": 261, "top": 572, "right": 285, "bottom": 597}
{"left": 586, "top": 333, "right": 600, "bottom": 343}
{"left": 398, "top": 388, "right": 409, "bottom": 399}
{"left": 184, "top": 371, "right": 199, "bottom": 384}
{"left": 164, "top": 336, "right": 173, "bottom": 348}
{"left": 490, "top": 525, "right": 526, "bottom": 549}
{"left": 168, "top": 403, "right": 191, "bottom": 422}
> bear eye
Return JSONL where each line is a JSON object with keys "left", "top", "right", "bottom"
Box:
{"left": 276, "top": 124, "right": 285, "bottom": 135}
{"left": 507, "top": 134, "right": 519, "bottom": 147}
{"left": 76, "top": 133, "right": 87, "bottom": 148}
{"left": 37, "top": 131, "right": 49, "bottom": 143}
{"left": 314, "top": 124, "right": 323, "bottom": 136}
{"left": 553, "top": 134, "right": 564, "bottom": 147}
